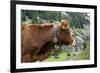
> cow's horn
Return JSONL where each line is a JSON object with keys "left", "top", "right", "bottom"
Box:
{"left": 61, "top": 20, "right": 69, "bottom": 29}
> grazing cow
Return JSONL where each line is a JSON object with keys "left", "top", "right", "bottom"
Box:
{"left": 21, "top": 20, "right": 75, "bottom": 63}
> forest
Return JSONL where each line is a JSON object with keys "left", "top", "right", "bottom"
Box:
{"left": 21, "top": 10, "right": 90, "bottom": 61}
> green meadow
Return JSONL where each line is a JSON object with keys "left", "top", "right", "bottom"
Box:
{"left": 44, "top": 48, "right": 90, "bottom": 62}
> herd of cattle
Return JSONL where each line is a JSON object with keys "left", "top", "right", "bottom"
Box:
{"left": 21, "top": 20, "right": 77, "bottom": 63}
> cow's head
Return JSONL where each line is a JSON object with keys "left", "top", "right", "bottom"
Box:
{"left": 58, "top": 20, "right": 75, "bottom": 46}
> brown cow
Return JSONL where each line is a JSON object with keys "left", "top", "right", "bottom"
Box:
{"left": 21, "top": 20, "right": 75, "bottom": 63}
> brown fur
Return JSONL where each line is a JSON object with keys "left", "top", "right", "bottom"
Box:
{"left": 21, "top": 20, "right": 74, "bottom": 63}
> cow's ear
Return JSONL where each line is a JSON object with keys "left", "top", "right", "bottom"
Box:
{"left": 61, "top": 20, "right": 69, "bottom": 29}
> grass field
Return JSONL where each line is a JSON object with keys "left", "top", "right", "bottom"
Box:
{"left": 44, "top": 48, "right": 90, "bottom": 62}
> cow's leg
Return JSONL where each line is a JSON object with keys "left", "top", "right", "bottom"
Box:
{"left": 21, "top": 53, "right": 32, "bottom": 63}
{"left": 33, "top": 42, "right": 53, "bottom": 61}
{"left": 21, "top": 48, "right": 32, "bottom": 63}
{"left": 30, "top": 46, "right": 42, "bottom": 62}
{"left": 39, "top": 50, "right": 52, "bottom": 61}
{"left": 22, "top": 52, "right": 41, "bottom": 62}
{"left": 31, "top": 54, "right": 39, "bottom": 62}
{"left": 22, "top": 48, "right": 38, "bottom": 62}
{"left": 31, "top": 51, "right": 51, "bottom": 62}
{"left": 35, "top": 47, "right": 52, "bottom": 62}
